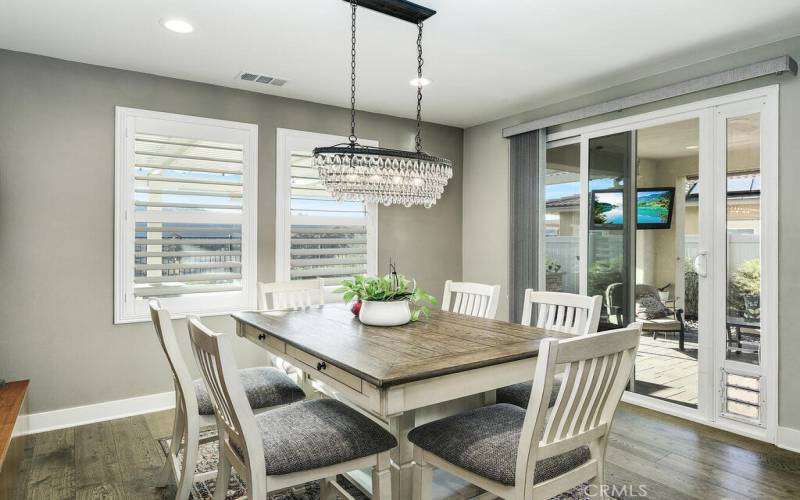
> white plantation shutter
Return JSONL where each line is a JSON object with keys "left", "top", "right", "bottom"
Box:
{"left": 276, "top": 130, "right": 377, "bottom": 290}
{"left": 115, "top": 108, "right": 258, "bottom": 322}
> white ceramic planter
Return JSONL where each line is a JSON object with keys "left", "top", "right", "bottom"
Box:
{"left": 358, "top": 300, "right": 411, "bottom": 327}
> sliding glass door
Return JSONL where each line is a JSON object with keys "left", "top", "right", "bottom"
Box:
{"left": 543, "top": 86, "right": 778, "bottom": 440}
{"left": 586, "top": 132, "right": 634, "bottom": 330}
{"left": 583, "top": 121, "right": 705, "bottom": 410}
{"left": 542, "top": 142, "right": 580, "bottom": 293}
{"left": 631, "top": 118, "right": 702, "bottom": 409}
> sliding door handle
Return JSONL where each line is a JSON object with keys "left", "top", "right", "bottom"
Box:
{"left": 693, "top": 251, "right": 708, "bottom": 277}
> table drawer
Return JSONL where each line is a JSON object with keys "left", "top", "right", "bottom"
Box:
{"left": 241, "top": 325, "right": 286, "bottom": 353}
{"left": 285, "top": 345, "right": 362, "bottom": 392}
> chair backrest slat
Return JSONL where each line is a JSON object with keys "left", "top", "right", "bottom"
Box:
{"left": 258, "top": 278, "right": 325, "bottom": 310}
{"left": 148, "top": 300, "right": 199, "bottom": 418}
{"left": 187, "top": 316, "right": 267, "bottom": 478}
{"left": 521, "top": 290, "right": 602, "bottom": 336}
{"left": 441, "top": 280, "right": 501, "bottom": 320}
{"left": 514, "top": 325, "right": 641, "bottom": 497}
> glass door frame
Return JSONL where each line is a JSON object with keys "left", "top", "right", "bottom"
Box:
{"left": 579, "top": 109, "right": 715, "bottom": 426}
{"left": 712, "top": 95, "right": 779, "bottom": 439}
{"left": 544, "top": 85, "right": 779, "bottom": 442}
{"left": 539, "top": 136, "right": 582, "bottom": 292}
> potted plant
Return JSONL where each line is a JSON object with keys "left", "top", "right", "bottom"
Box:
{"left": 337, "top": 271, "right": 437, "bottom": 326}
{"left": 545, "top": 257, "right": 564, "bottom": 292}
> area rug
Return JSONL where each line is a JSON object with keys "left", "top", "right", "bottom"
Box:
{"left": 158, "top": 429, "right": 595, "bottom": 499}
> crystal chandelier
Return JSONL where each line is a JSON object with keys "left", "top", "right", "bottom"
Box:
{"left": 313, "top": 0, "right": 453, "bottom": 208}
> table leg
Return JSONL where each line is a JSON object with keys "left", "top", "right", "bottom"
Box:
{"left": 388, "top": 411, "right": 415, "bottom": 500}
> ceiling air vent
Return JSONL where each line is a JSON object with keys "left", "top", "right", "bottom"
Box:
{"left": 238, "top": 71, "right": 287, "bottom": 87}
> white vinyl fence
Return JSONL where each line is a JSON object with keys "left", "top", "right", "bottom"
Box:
{"left": 685, "top": 233, "right": 759, "bottom": 276}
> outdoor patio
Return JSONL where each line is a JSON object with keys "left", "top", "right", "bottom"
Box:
{"left": 633, "top": 329, "right": 699, "bottom": 408}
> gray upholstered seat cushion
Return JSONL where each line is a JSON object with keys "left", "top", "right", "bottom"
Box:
{"left": 408, "top": 403, "right": 590, "bottom": 486}
{"left": 194, "top": 366, "right": 305, "bottom": 416}
{"left": 250, "top": 399, "right": 397, "bottom": 476}
{"left": 496, "top": 373, "right": 563, "bottom": 409}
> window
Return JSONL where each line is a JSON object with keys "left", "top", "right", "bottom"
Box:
{"left": 275, "top": 129, "right": 377, "bottom": 297}
{"left": 114, "top": 108, "right": 258, "bottom": 323}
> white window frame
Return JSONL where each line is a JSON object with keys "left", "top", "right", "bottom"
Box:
{"left": 114, "top": 107, "right": 258, "bottom": 323}
{"left": 275, "top": 129, "right": 378, "bottom": 298}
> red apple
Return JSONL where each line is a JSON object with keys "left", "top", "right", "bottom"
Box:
{"left": 351, "top": 299, "right": 362, "bottom": 316}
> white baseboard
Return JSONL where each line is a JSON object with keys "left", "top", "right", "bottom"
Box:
{"left": 777, "top": 426, "right": 800, "bottom": 453}
{"left": 20, "top": 391, "right": 176, "bottom": 435}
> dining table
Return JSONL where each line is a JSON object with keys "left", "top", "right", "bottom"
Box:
{"left": 232, "top": 304, "right": 572, "bottom": 500}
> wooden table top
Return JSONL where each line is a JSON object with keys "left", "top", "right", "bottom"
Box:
{"left": 0, "top": 380, "right": 28, "bottom": 467}
{"left": 233, "top": 306, "right": 573, "bottom": 387}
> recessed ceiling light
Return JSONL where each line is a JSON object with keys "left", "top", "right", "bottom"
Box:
{"left": 685, "top": 145, "right": 698, "bottom": 150}
{"left": 160, "top": 18, "right": 194, "bottom": 34}
{"left": 409, "top": 77, "right": 431, "bottom": 87}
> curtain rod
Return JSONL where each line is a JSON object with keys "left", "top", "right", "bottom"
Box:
{"left": 502, "top": 55, "right": 797, "bottom": 138}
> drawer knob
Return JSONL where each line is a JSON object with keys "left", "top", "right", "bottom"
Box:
{"left": 317, "top": 361, "right": 327, "bottom": 371}
{"left": 257, "top": 333, "right": 266, "bottom": 341}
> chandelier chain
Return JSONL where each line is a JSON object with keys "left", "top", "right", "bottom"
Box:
{"left": 415, "top": 21, "right": 424, "bottom": 153}
{"left": 349, "top": 0, "right": 358, "bottom": 145}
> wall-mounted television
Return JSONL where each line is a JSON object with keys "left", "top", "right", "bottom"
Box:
{"left": 636, "top": 187, "right": 675, "bottom": 229}
{"left": 590, "top": 187, "right": 676, "bottom": 230}
{"left": 590, "top": 189, "right": 624, "bottom": 230}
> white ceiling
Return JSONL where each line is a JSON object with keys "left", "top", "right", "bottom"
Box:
{"left": 2, "top": 0, "right": 800, "bottom": 128}
{"left": 637, "top": 119, "right": 699, "bottom": 160}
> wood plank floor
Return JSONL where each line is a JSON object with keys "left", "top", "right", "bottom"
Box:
{"left": 10, "top": 403, "right": 800, "bottom": 499}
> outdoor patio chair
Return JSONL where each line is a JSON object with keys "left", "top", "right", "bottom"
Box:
{"left": 605, "top": 283, "right": 686, "bottom": 350}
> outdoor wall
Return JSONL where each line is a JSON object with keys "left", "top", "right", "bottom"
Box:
{"left": 641, "top": 155, "right": 699, "bottom": 293}
{"left": 0, "top": 49, "right": 463, "bottom": 415}
{"left": 462, "top": 35, "right": 800, "bottom": 432}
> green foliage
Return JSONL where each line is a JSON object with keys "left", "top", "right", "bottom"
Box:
{"left": 592, "top": 201, "right": 614, "bottom": 225}
{"left": 545, "top": 257, "right": 562, "bottom": 274}
{"left": 684, "top": 262, "right": 698, "bottom": 319}
{"left": 587, "top": 255, "right": 624, "bottom": 297}
{"left": 336, "top": 273, "right": 437, "bottom": 321}
{"left": 728, "top": 259, "right": 760, "bottom": 319}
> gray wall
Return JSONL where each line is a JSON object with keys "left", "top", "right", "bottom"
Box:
{"left": 0, "top": 50, "right": 463, "bottom": 414}
{"left": 462, "top": 35, "right": 800, "bottom": 432}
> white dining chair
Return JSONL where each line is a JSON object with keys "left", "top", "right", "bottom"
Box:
{"left": 409, "top": 324, "right": 641, "bottom": 500}
{"left": 187, "top": 316, "right": 396, "bottom": 500}
{"left": 497, "top": 290, "right": 602, "bottom": 409}
{"left": 521, "top": 290, "right": 602, "bottom": 335}
{"left": 441, "top": 280, "right": 502, "bottom": 319}
{"left": 258, "top": 278, "right": 325, "bottom": 310}
{"left": 149, "top": 300, "right": 305, "bottom": 499}
{"left": 257, "top": 279, "right": 325, "bottom": 382}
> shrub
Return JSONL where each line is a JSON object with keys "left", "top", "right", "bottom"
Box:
{"left": 684, "top": 262, "right": 698, "bottom": 319}
{"left": 728, "top": 259, "right": 760, "bottom": 319}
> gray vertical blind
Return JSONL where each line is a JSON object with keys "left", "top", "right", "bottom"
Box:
{"left": 509, "top": 130, "right": 545, "bottom": 322}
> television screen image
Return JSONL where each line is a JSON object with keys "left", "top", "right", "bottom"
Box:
{"left": 590, "top": 189, "right": 624, "bottom": 229}
{"left": 637, "top": 187, "right": 675, "bottom": 229}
